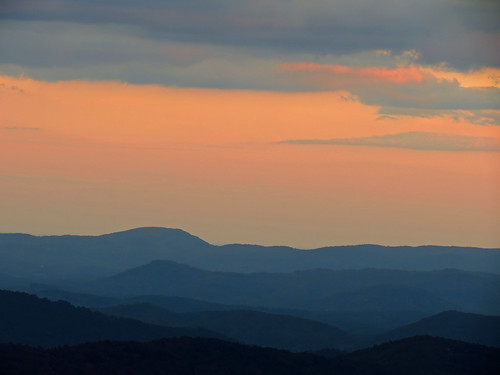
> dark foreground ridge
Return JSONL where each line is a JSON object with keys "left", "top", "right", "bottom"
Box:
{"left": 99, "top": 302, "right": 360, "bottom": 351}
{"left": 1, "top": 336, "right": 499, "bottom": 375}
{"left": 0, "top": 290, "right": 224, "bottom": 347}
{"left": 4, "top": 289, "right": 500, "bottom": 353}
{"left": 378, "top": 310, "right": 500, "bottom": 348}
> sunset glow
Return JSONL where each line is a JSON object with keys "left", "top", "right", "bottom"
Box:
{"left": 1, "top": 1, "right": 499, "bottom": 247}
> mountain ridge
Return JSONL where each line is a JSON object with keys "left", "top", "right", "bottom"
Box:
{"left": 378, "top": 310, "right": 500, "bottom": 347}
{"left": 1, "top": 227, "right": 499, "bottom": 283}
{"left": 31, "top": 288, "right": 430, "bottom": 334}
{"left": 0, "top": 290, "right": 225, "bottom": 347}
{"left": 81, "top": 259, "right": 500, "bottom": 314}
{"left": 99, "top": 302, "right": 361, "bottom": 351}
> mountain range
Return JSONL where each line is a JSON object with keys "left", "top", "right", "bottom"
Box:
{"left": 1, "top": 227, "right": 499, "bottom": 284}
{"left": 31, "top": 288, "right": 430, "bottom": 334}
{"left": 3, "top": 290, "right": 499, "bottom": 352}
{"left": 77, "top": 259, "right": 500, "bottom": 314}
{"left": 378, "top": 310, "right": 500, "bottom": 348}
{"left": 2, "top": 227, "right": 499, "bottom": 373}
{"left": 0, "top": 290, "right": 224, "bottom": 347}
{"left": 99, "top": 303, "right": 362, "bottom": 351}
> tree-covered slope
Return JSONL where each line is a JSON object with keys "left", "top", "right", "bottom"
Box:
{"left": 0, "top": 290, "right": 224, "bottom": 347}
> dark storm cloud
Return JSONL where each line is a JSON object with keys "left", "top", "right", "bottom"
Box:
{"left": 1, "top": 0, "right": 499, "bottom": 69}
{"left": 0, "top": 21, "right": 210, "bottom": 69}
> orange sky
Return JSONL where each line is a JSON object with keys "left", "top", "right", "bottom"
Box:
{"left": 1, "top": 74, "right": 499, "bottom": 247}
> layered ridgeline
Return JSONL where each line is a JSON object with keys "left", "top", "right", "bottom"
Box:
{"left": 99, "top": 303, "right": 500, "bottom": 350}
{"left": 1, "top": 227, "right": 499, "bottom": 282}
{"left": 0, "top": 290, "right": 225, "bottom": 347}
{"left": 32, "top": 288, "right": 500, "bottom": 348}
{"left": 2, "top": 290, "right": 500, "bottom": 360}
{"left": 2, "top": 226, "right": 499, "bottom": 367}
{"left": 76, "top": 260, "right": 500, "bottom": 315}
{"left": 377, "top": 310, "right": 500, "bottom": 348}
{"left": 99, "top": 303, "right": 361, "bottom": 351}
{"left": 2, "top": 290, "right": 358, "bottom": 351}
{"left": 26, "top": 259, "right": 500, "bottom": 349}
{"left": 33, "top": 289, "right": 430, "bottom": 335}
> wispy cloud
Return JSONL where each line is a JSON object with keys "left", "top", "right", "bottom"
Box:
{"left": 1, "top": 126, "right": 40, "bottom": 131}
{"left": 376, "top": 115, "right": 398, "bottom": 121}
{"left": 278, "top": 132, "right": 500, "bottom": 152}
{"left": 133, "top": 171, "right": 173, "bottom": 179}
{"left": 0, "top": 82, "right": 24, "bottom": 93}
{"left": 377, "top": 108, "right": 500, "bottom": 126}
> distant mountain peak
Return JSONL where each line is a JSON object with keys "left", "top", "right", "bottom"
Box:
{"left": 100, "top": 227, "right": 210, "bottom": 245}
{"left": 108, "top": 227, "right": 192, "bottom": 235}
{"left": 105, "top": 226, "right": 197, "bottom": 236}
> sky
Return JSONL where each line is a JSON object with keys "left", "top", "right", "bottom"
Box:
{"left": 0, "top": 0, "right": 499, "bottom": 248}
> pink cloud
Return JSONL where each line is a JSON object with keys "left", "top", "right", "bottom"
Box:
{"left": 278, "top": 62, "right": 500, "bottom": 124}
{"left": 280, "top": 63, "right": 353, "bottom": 75}
{"left": 279, "top": 63, "right": 432, "bottom": 84}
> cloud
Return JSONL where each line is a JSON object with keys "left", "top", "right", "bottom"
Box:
{"left": 0, "top": 21, "right": 215, "bottom": 69}
{"left": 133, "top": 171, "right": 173, "bottom": 179}
{"left": 376, "top": 115, "right": 398, "bottom": 121}
{"left": 0, "top": 173, "right": 87, "bottom": 185}
{"left": 0, "top": 21, "right": 314, "bottom": 90}
{"left": 278, "top": 132, "right": 500, "bottom": 152}
{"left": 1, "top": 0, "right": 499, "bottom": 69}
{"left": 280, "top": 63, "right": 430, "bottom": 84}
{"left": 0, "top": 82, "right": 24, "bottom": 93}
{"left": 1, "top": 126, "right": 40, "bottom": 131}
{"left": 279, "top": 62, "right": 500, "bottom": 123}
{"left": 0, "top": 1, "right": 498, "bottom": 95}
{"left": 0, "top": 2, "right": 497, "bottom": 124}
{"left": 377, "top": 108, "right": 500, "bottom": 126}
